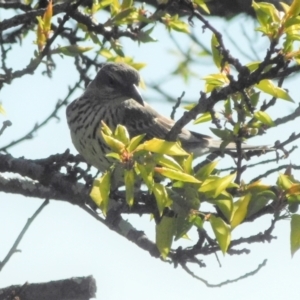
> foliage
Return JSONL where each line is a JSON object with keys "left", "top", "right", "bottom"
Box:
{"left": 1, "top": 0, "right": 300, "bottom": 288}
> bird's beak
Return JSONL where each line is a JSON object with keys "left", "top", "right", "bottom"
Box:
{"left": 126, "top": 84, "right": 144, "bottom": 106}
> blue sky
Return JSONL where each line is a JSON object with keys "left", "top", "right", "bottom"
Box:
{"left": 1, "top": 8, "right": 300, "bottom": 299}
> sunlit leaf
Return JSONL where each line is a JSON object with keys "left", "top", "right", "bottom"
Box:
{"left": 254, "top": 111, "right": 275, "bottom": 127}
{"left": 52, "top": 45, "right": 93, "bottom": 57}
{"left": 183, "top": 154, "right": 193, "bottom": 174}
{"left": 203, "top": 73, "right": 229, "bottom": 93}
{"left": 210, "top": 215, "right": 231, "bottom": 254}
{"left": 124, "top": 169, "right": 135, "bottom": 206}
{"left": 231, "top": 194, "right": 252, "bottom": 229}
{"left": 114, "top": 124, "right": 130, "bottom": 146}
{"left": 136, "top": 163, "right": 154, "bottom": 190}
{"left": 43, "top": 0, "right": 52, "bottom": 34}
{"left": 121, "top": 0, "right": 133, "bottom": 9}
{"left": 153, "top": 183, "right": 172, "bottom": 216}
{"left": 112, "top": 7, "right": 135, "bottom": 23}
{"left": 195, "top": 160, "right": 218, "bottom": 181}
{"left": 155, "top": 167, "right": 200, "bottom": 183}
{"left": 277, "top": 173, "right": 294, "bottom": 191}
{"left": 211, "top": 34, "right": 222, "bottom": 69}
{"left": 36, "top": 16, "right": 46, "bottom": 51}
{"left": 199, "top": 173, "right": 236, "bottom": 198}
{"left": 193, "top": 0, "right": 210, "bottom": 14}
{"left": 291, "top": 214, "right": 300, "bottom": 257}
{"left": 208, "top": 197, "right": 233, "bottom": 221}
{"left": 153, "top": 154, "right": 183, "bottom": 172}
{"left": 156, "top": 216, "right": 175, "bottom": 259}
{"left": 128, "top": 134, "right": 146, "bottom": 152}
{"left": 162, "top": 14, "right": 190, "bottom": 34}
{"left": 135, "top": 138, "right": 188, "bottom": 156}
{"left": 256, "top": 80, "right": 294, "bottom": 101}
{"left": 246, "top": 61, "right": 261, "bottom": 72}
{"left": 90, "top": 172, "right": 111, "bottom": 216}
{"left": 194, "top": 112, "right": 212, "bottom": 124}
{"left": 286, "top": 0, "right": 300, "bottom": 19}
{"left": 101, "top": 132, "right": 125, "bottom": 153}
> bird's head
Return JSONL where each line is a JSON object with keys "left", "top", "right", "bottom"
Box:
{"left": 88, "top": 62, "right": 144, "bottom": 106}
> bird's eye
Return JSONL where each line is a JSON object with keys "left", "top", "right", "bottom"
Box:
{"left": 108, "top": 77, "right": 115, "bottom": 86}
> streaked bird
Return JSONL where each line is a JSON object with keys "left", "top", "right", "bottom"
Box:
{"left": 66, "top": 62, "right": 266, "bottom": 173}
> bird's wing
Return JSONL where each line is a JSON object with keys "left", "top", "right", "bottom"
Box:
{"left": 121, "top": 100, "right": 213, "bottom": 154}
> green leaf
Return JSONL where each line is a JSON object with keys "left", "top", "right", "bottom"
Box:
{"left": 286, "top": 0, "right": 300, "bottom": 18}
{"left": 153, "top": 183, "right": 173, "bottom": 216}
{"left": 277, "top": 173, "right": 293, "bottom": 191}
{"left": 252, "top": 1, "right": 280, "bottom": 28}
{"left": 101, "top": 121, "right": 113, "bottom": 136}
{"left": 121, "top": 0, "right": 133, "bottom": 9}
{"left": 0, "top": 104, "right": 6, "bottom": 115}
{"left": 246, "top": 190, "right": 275, "bottom": 217}
{"left": 124, "top": 169, "right": 135, "bottom": 206}
{"left": 246, "top": 61, "right": 261, "bottom": 72}
{"left": 137, "top": 26, "right": 157, "bottom": 44}
{"left": 211, "top": 34, "right": 222, "bottom": 69}
{"left": 199, "top": 173, "right": 236, "bottom": 198}
{"left": 208, "top": 197, "right": 233, "bottom": 221}
{"left": 43, "top": 0, "right": 52, "bottom": 33}
{"left": 135, "top": 163, "right": 154, "bottom": 191}
{"left": 183, "top": 154, "right": 193, "bottom": 174}
{"left": 135, "top": 138, "right": 188, "bottom": 156}
{"left": 191, "top": 215, "right": 204, "bottom": 229}
{"left": 92, "top": 0, "right": 113, "bottom": 11}
{"left": 256, "top": 79, "right": 294, "bottom": 101}
{"left": 250, "top": 92, "right": 260, "bottom": 108}
{"left": 105, "top": 152, "right": 121, "bottom": 161}
{"left": 163, "top": 14, "right": 190, "bottom": 34}
{"left": 99, "top": 48, "right": 114, "bottom": 59}
{"left": 90, "top": 172, "right": 111, "bottom": 216}
{"left": 110, "top": 0, "right": 121, "bottom": 16}
{"left": 193, "top": 0, "right": 210, "bottom": 14}
{"left": 155, "top": 167, "right": 200, "bottom": 183}
{"left": 210, "top": 215, "right": 231, "bottom": 254}
{"left": 114, "top": 124, "right": 130, "bottom": 146}
{"left": 254, "top": 111, "right": 275, "bottom": 127}
{"left": 101, "top": 131, "right": 125, "bottom": 153}
{"left": 203, "top": 73, "right": 229, "bottom": 93}
{"left": 291, "top": 214, "right": 300, "bottom": 257}
{"left": 156, "top": 216, "right": 175, "bottom": 259}
{"left": 127, "top": 134, "right": 145, "bottom": 152}
{"left": 195, "top": 160, "right": 218, "bottom": 180}
{"left": 174, "top": 214, "right": 193, "bottom": 240}
{"left": 209, "top": 127, "right": 233, "bottom": 140}
{"left": 153, "top": 154, "right": 183, "bottom": 172}
{"left": 52, "top": 45, "right": 93, "bottom": 57}
{"left": 112, "top": 7, "right": 135, "bottom": 23}
{"left": 193, "top": 112, "right": 212, "bottom": 124}
{"left": 231, "top": 194, "right": 252, "bottom": 229}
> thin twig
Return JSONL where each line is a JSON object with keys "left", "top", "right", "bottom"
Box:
{"left": 170, "top": 91, "right": 185, "bottom": 120}
{"left": 180, "top": 259, "right": 267, "bottom": 287}
{"left": 0, "top": 199, "right": 49, "bottom": 271}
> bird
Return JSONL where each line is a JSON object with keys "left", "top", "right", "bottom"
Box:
{"left": 66, "top": 62, "right": 268, "bottom": 174}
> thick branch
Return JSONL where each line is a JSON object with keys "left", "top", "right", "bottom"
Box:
{"left": 0, "top": 276, "right": 96, "bottom": 300}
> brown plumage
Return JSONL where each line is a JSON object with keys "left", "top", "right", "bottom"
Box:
{"left": 66, "top": 62, "right": 267, "bottom": 172}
